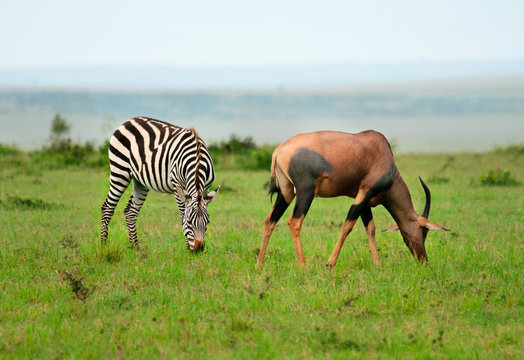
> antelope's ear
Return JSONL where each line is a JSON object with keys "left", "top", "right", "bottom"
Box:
{"left": 417, "top": 216, "right": 450, "bottom": 231}
{"left": 204, "top": 186, "right": 220, "bottom": 204}
{"left": 176, "top": 185, "right": 190, "bottom": 204}
{"left": 382, "top": 223, "right": 399, "bottom": 232}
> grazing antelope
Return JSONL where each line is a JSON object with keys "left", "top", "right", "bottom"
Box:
{"left": 256, "top": 130, "right": 448, "bottom": 268}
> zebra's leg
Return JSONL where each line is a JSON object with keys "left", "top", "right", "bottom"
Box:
{"left": 101, "top": 171, "right": 131, "bottom": 244}
{"left": 174, "top": 185, "right": 188, "bottom": 229}
{"left": 124, "top": 179, "right": 149, "bottom": 249}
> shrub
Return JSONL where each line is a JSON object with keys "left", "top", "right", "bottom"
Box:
{"left": 427, "top": 175, "right": 450, "bottom": 184}
{"left": 208, "top": 134, "right": 256, "bottom": 154}
{"left": 31, "top": 141, "right": 103, "bottom": 168}
{"left": 50, "top": 113, "right": 71, "bottom": 148}
{"left": 209, "top": 135, "right": 275, "bottom": 171}
{"left": 0, "top": 144, "right": 21, "bottom": 156}
{"left": 0, "top": 195, "right": 55, "bottom": 210}
{"left": 478, "top": 168, "right": 518, "bottom": 186}
{"left": 494, "top": 144, "right": 524, "bottom": 155}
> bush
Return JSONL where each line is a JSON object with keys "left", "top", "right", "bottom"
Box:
{"left": 31, "top": 141, "right": 106, "bottom": 168}
{"left": 0, "top": 195, "right": 55, "bottom": 210}
{"left": 237, "top": 148, "right": 273, "bottom": 170}
{"left": 494, "top": 144, "right": 524, "bottom": 155}
{"left": 0, "top": 144, "right": 21, "bottom": 156}
{"left": 209, "top": 135, "right": 275, "bottom": 171}
{"left": 427, "top": 175, "right": 450, "bottom": 184}
{"left": 478, "top": 168, "right": 518, "bottom": 186}
{"left": 208, "top": 134, "right": 256, "bottom": 154}
{"left": 50, "top": 113, "right": 71, "bottom": 148}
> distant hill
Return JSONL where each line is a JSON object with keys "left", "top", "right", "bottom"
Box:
{"left": 1, "top": 60, "right": 524, "bottom": 89}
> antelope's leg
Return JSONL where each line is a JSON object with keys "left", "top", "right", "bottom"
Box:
{"left": 361, "top": 206, "right": 380, "bottom": 266}
{"left": 287, "top": 185, "right": 315, "bottom": 268}
{"left": 288, "top": 214, "right": 307, "bottom": 267}
{"left": 327, "top": 219, "right": 358, "bottom": 268}
{"left": 327, "top": 190, "right": 367, "bottom": 268}
{"left": 257, "top": 191, "right": 291, "bottom": 267}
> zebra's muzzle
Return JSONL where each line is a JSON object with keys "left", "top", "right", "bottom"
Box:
{"left": 188, "top": 239, "right": 205, "bottom": 252}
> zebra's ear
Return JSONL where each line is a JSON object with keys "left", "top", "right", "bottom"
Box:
{"left": 204, "top": 186, "right": 220, "bottom": 204}
{"left": 176, "top": 185, "right": 190, "bottom": 204}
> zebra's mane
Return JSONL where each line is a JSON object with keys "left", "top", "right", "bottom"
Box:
{"left": 189, "top": 127, "right": 204, "bottom": 201}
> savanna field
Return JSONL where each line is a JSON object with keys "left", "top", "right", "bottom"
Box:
{"left": 0, "top": 141, "right": 523, "bottom": 359}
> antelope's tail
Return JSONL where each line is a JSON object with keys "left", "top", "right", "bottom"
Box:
{"left": 267, "top": 152, "right": 280, "bottom": 201}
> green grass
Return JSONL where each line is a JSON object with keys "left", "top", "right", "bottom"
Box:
{"left": 0, "top": 150, "right": 523, "bottom": 359}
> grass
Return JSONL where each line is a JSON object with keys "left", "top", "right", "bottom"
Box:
{"left": 0, "top": 150, "right": 523, "bottom": 359}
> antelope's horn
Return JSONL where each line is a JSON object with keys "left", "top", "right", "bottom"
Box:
{"left": 419, "top": 177, "right": 431, "bottom": 219}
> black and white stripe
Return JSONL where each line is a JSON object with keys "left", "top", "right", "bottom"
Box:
{"left": 100, "top": 116, "right": 217, "bottom": 250}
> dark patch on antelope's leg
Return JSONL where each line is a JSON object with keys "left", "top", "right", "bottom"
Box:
{"left": 269, "top": 191, "right": 290, "bottom": 223}
{"left": 347, "top": 203, "right": 363, "bottom": 221}
{"left": 291, "top": 184, "right": 315, "bottom": 219}
{"left": 257, "top": 190, "right": 291, "bottom": 267}
{"left": 360, "top": 205, "right": 373, "bottom": 227}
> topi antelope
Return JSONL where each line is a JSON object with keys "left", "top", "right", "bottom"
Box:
{"left": 256, "top": 130, "right": 449, "bottom": 268}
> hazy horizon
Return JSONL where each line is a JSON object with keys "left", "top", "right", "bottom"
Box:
{"left": 2, "top": 60, "right": 524, "bottom": 90}
{"left": 2, "top": 76, "right": 523, "bottom": 153}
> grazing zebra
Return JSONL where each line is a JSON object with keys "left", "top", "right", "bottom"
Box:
{"left": 100, "top": 116, "right": 219, "bottom": 251}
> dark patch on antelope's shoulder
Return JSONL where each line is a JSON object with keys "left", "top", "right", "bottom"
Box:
{"left": 288, "top": 147, "right": 332, "bottom": 185}
{"left": 370, "top": 162, "right": 396, "bottom": 194}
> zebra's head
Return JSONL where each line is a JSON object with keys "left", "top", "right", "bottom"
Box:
{"left": 177, "top": 186, "right": 219, "bottom": 251}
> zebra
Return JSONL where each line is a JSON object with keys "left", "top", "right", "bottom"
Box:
{"left": 100, "top": 116, "right": 219, "bottom": 251}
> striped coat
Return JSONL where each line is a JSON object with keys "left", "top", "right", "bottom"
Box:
{"left": 100, "top": 117, "right": 218, "bottom": 251}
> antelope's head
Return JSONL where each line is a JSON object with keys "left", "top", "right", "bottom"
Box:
{"left": 383, "top": 177, "right": 449, "bottom": 262}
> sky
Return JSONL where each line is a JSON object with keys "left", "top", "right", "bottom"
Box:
{"left": 2, "top": 0, "right": 524, "bottom": 68}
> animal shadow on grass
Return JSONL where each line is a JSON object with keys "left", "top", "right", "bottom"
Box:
{"left": 60, "top": 268, "right": 94, "bottom": 304}
{"left": 58, "top": 236, "right": 94, "bottom": 304}
{"left": 0, "top": 195, "right": 56, "bottom": 210}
